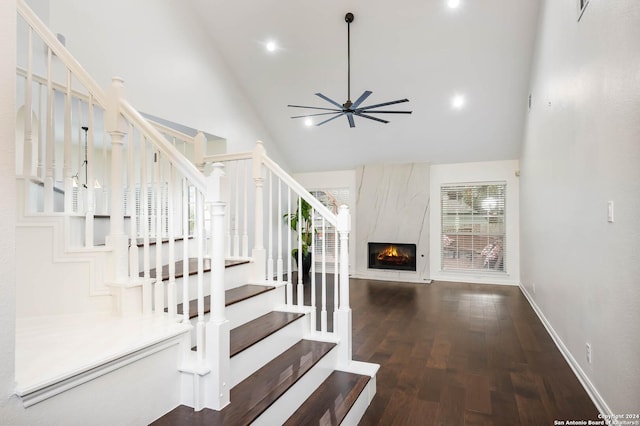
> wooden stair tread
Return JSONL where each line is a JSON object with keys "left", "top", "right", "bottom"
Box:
{"left": 143, "top": 257, "right": 250, "bottom": 280}
{"left": 230, "top": 311, "right": 305, "bottom": 357}
{"left": 283, "top": 371, "right": 370, "bottom": 426}
{"left": 152, "top": 340, "right": 336, "bottom": 425}
{"left": 173, "top": 284, "right": 275, "bottom": 319}
{"left": 134, "top": 236, "right": 189, "bottom": 247}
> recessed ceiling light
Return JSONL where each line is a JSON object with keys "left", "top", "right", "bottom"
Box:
{"left": 448, "top": 0, "right": 461, "bottom": 9}
{"left": 304, "top": 118, "right": 313, "bottom": 127}
{"left": 452, "top": 94, "right": 466, "bottom": 109}
{"left": 266, "top": 41, "right": 277, "bottom": 52}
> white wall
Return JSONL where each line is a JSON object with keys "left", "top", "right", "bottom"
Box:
{"left": 0, "top": 0, "right": 21, "bottom": 422}
{"left": 40, "top": 0, "right": 288, "bottom": 166}
{"left": 520, "top": 0, "right": 640, "bottom": 415}
{"left": 430, "top": 160, "right": 520, "bottom": 285}
{"left": 354, "top": 164, "right": 431, "bottom": 283}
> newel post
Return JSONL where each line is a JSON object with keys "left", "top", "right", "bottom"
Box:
{"left": 204, "top": 162, "right": 230, "bottom": 410}
{"left": 251, "top": 141, "right": 266, "bottom": 282}
{"left": 336, "top": 204, "right": 353, "bottom": 367}
{"left": 105, "top": 77, "right": 128, "bottom": 283}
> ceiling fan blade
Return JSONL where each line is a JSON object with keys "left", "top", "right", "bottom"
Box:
{"left": 316, "top": 112, "right": 345, "bottom": 126}
{"left": 291, "top": 111, "right": 346, "bottom": 119}
{"left": 315, "top": 93, "right": 344, "bottom": 109}
{"left": 355, "top": 113, "right": 389, "bottom": 124}
{"left": 351, "top": 90, "right": 373, "bottom": 109}
{"left": 359, "top": 98, "right": 409, "bottom": 110}
{"left": 346, "top": 112, "right": 356, "bottom": 128}
{"left": 358, "top": 110, "right": 413, "bottom": 114}
{"left": 288, "top": 104, "right": 342, "bottom": 112}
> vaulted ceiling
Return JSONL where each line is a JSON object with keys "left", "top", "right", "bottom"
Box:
{"left": 187, "top": 0, "right": 541, "bottom": 172}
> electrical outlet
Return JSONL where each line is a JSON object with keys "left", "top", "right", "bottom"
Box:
{"left": 532, "top": 281, "right": 536, "bottom": 294}
{"left": 586, "top": 343, "right": 592, "bottom": 364}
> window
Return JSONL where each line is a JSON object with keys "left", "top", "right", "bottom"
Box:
{"left": 441, "top": 183, "right": 506, "bottom": 272}
{"left": 309, "top": 188, "right": 350, "bottom": 267}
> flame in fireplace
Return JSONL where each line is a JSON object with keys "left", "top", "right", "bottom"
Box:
{"left": 376, "top": 245, "right": 409, "bottom": 264}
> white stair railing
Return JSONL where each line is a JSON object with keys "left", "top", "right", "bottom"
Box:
{"left": 16, "top": 0, "right": 230, "bottom": 409}
{"left": 17, "top": 0, "right": 353, "bottom": 408}
{"left": 204, "top": 142, "right": 353, "bottom": 362}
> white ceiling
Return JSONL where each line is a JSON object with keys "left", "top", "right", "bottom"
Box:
{"left": 187, "top": 0, "right": 541, "bottom": 172}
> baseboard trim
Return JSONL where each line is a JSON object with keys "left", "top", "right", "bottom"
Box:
{"left": 518, "top": 284, "right": 612, "bottom": 417}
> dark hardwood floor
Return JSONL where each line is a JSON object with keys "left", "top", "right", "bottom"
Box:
{"left": 351, "top": 278, "right": 600, "bottom": 425}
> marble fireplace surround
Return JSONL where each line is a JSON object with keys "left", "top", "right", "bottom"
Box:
{"left": 355, "top": 163, "right": 430, "bottom": 283}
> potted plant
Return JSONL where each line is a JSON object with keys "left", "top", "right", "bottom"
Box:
{"left": 283, "top": 198, "right": 313, "bottom": 276}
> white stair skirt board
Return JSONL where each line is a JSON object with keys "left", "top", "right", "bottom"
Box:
{"left": 251, "top": 345, "right": 338, "bottom": 426}
{"left": 15, "top": 313, "right": 191, "bottom": 407}
{"left": 230, "top": 313, "right": 309, "bottom": 388}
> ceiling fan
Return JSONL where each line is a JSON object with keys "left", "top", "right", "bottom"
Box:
{"left": 288, "top": 12, "right": 412, "bottom": 128}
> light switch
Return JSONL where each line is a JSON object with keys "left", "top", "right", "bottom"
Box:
{"left": 608, "top": 201, "right": 614, "bottom": 223}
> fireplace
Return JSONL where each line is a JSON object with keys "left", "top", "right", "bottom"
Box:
{"left": 368, "top": 242, "right": 417, "bottom": 272}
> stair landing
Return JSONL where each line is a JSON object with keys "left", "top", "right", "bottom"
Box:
{"left": 15, "top": 313, "right": 191, "bottom": 402}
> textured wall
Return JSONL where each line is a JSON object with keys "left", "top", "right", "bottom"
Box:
{"left": 520, "top": 0, "right": 640, "bottom": 414}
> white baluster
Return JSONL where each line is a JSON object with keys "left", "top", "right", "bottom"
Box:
{"left": 167, "top": 164, "right": 176, "bottom": 318}
{"left": 310, "top": 208, "right": 316, "bottom": 331}
{"left": 63, "top": 69, "right": 73, "bottom": 213}
{"left": 85, "top": 97, "right": 95, "bottom": 247}
{"left": 141, "top": 137, "right": 152, "bottom": 315}
{"left": 195, "top": 191, "right": 205, "bottom": 367}
{"left": 43, "top": 47, "right": 54, "bottom": 213}
{"left": 286, "top": 187, "right": 293, "bottom": 305}
{"left": 233, "top": 161, "right": 240, "bottom": 258}
{"left": 321, "top": 217, "right": 327, "bottom": 333}
{"left": 242, "top": 160, "right": 249, "bottom": 258}
{"left": 127, "top": 124, "right": 139, "bottom": 279}
{"left": 154, "top": 152, "right": 163, "bottom": 314}
{"left": 22, "top": 27, "right": 33, "bottom": 177}
{"left": 267, "top": 170, "right": 273, "bottom": 282}
{"left": 277, "top": 178, "right": 283, "bottom": 283}
{"left": 182, "top": 178, "right": 190, "bottom": 323}
{"left": 297, "top": 197, "right": 303, "bottom": 306}
{"left": 333, "top": 226, "right": 339, "bottom": 333}
{"left": 37, "top": 83, "right": 44, "bottom": 181}
{"left": 336, "top": 205, "right": 352, "bottom": 366}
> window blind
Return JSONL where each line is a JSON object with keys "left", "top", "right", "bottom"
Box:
{"left": 441, "top": 183, "right": 506, "bottom": 272}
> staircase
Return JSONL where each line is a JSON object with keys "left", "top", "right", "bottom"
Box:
{"left": 13, "top": 1, "right": 378, "bottom": 424}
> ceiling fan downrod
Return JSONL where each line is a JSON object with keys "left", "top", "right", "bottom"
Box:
{"left": 287, "top": 11, "right": 411, "bottom": 128}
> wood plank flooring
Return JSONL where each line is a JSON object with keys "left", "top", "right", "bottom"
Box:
{"left": 351, "top": 279, "right": 600, "bottom": 425}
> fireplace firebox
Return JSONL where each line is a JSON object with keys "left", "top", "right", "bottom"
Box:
{"left": 368, "top": 242, "right": 417, "bottom": 272}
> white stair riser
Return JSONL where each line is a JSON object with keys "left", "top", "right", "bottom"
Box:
{"left": 184, "top": 287, "right": 284, "bottom": 347}
{"left": 159, "top": 263, "right": 256, "bottom": 307}
{"left": 230, "top": 313, "right": 309, "bottom": 388}
{"left": 224, "top": 261, "right": 252, "bottom": 290}
{"left": 251, "top": 346, "right": 338, "bottom": 426}
{"left": 135, "top": 238, "right": 194, "bottom": 273}
{"left": 340, "top": 375, "right": 377, "bottom": 426}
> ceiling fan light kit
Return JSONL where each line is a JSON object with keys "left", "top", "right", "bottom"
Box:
{"left": 288, "top": 12, "right": 412, "bottom": 128}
